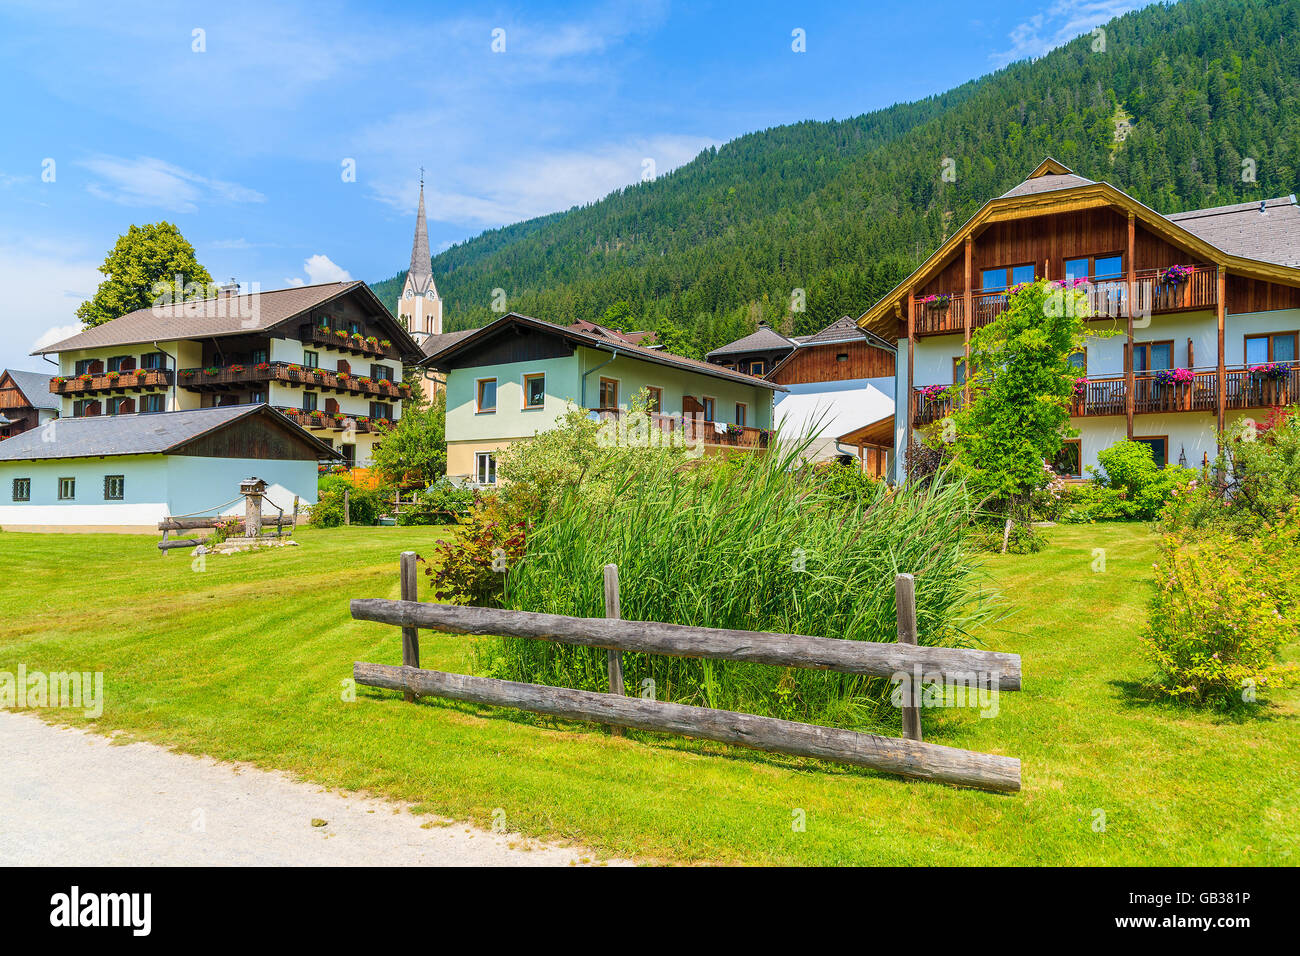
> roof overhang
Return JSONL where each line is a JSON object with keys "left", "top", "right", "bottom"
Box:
{"left": 423, "top": 312, "right": 785, "bottom": 391}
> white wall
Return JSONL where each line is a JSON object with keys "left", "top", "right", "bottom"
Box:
{"left": 0, "top": 453, "right": 319, "bottom": 531}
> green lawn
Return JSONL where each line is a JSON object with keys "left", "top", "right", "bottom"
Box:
{"left": 1, "top": 523, "right": 1295, "bottom": 865}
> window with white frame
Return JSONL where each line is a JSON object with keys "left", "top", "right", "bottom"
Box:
{"left": 12, "top": 478, "right": 30, "bottom": 502}
{"left": 476, "top": 452, "right": 497, "bottom": 485}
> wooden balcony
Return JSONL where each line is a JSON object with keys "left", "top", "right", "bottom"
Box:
{"left": 179, "top": 362, "right": 409, "bottom": 400}
{"left": 594, "top": 408, "right": 769, "bottom": 449}
{"left": 51, "top": 369, "right": 173, "bottom": 395}
{"left": 298, "top": 324, "right": 403, "bottom": 361}
{"left": 274, "top": 406, "right": 387, "bottom": 434}
{"left": 911, "top": 265, "right": 1219, "bottom": 338}
{"left": 915, "top": 363, "right": 1300, "bottom": 424}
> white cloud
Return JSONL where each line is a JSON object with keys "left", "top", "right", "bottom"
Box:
{"left": 79, "top": 155, "right": 266, "bottom": 213}
{"left": 0, "top": 242, "right": 101, "bottom": 369}
{"left": 286, "top": 254, "right": 352, "bottom": 287}
{"left": 992, "top": 1, "right": 1150, "bottom": 65}
{"left": 369, "top": 135, "right": 716, "bottom": 228}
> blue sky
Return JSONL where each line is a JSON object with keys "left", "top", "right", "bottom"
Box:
{"left": 0, "top": 0, "right": 1151, "bottom": 371}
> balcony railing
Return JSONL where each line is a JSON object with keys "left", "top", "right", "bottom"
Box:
{"left": 299, "top": 324, "right": 403, "bottom": 361}
{"left": 179, "top": 362, "right": 409, "bottom": 400}
{"left": 593, "top": 408, "right": 769, "bottom": 449}
{"left": 51, "top": 369, "right": 173, "bottom": 395}
{"left": 274, "top": 406, "right": 388, "bottom": 434}
{"left": 914, "top": 362, "right": 1300, "bottom": 424}
{"left": 911, "top": 265, "right": 1218, "bottom": 337}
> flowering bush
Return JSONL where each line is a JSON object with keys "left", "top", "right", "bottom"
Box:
{"left": 229, "top": 364, "right": 245, "bottom": 373}
{"left": 1153, "top": 367, "right": 1194, "bottom": 386}
{"left": 1142, "top": 521, "right": 1299, "bottom": 706}
{"left": 919, "top": 383, "right": 949, "bottom": 399}
{"left": 1160, "top": 264, "right": 1193, "bottom": 284}
{"left": 920, "top": 293, "right": 951, "bottom": 309}
{"left": 255, "top": 362, "right": 271, "bottom": 371}
{"left": 1072, "top": 377, "right": 1088, "bottom": 398}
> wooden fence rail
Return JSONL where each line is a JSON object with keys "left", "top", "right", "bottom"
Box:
{"left": 350, "top": 557, "right": 1022, "bottom": 792}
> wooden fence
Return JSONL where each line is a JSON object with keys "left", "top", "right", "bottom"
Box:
{"left": 350, "top": 554, "right": 1022, "bottom": 792}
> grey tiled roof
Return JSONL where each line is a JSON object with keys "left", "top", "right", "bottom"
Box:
{"left": 800, "top": 316, "right": 867, "bottom": 346}
{"left": 33, "top": 281, "right": 421, "bottom": 358}
{"left": 705, "top": 326, "right": 798, "bottom": 357}
{"left": 3, "top": 369, "right": 59, "bottom": 410}
{"left": 1166, "top": 196, "right": 1300, "bottom": 268}
{"left": 1000, "top": 172, "right": 1095, "bottom": 198}
{"left": 0, "top": 404, "right": 337, "bottom": 461}
{"left": 419, "top": 328, "right": 476, "bottom": 358}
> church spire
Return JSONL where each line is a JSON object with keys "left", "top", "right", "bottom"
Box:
{"left": 399, "top": 172, "right": 443, "bottom": 337}
{"left": 408, "top": 179, "right": 432, "bottom": 286}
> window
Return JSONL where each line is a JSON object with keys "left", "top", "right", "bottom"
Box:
{"left": 523, "top": 373, "right": 546, "bottom": 409}
{"left": 141, "top": 394, "right": 164, "bottom": 414}
{"left": 106, "top": 396, "right": 133, "bottom": 415}
{"left": 702, "top": 396, "right": 716, "bottom": 421}
{"left": 369, "top": 402, "right": 393, "bottom": 419}
{"left": 249, "top": 349, "right": 268, "bottom": 365}
{"left": 74, "top": 359, "right": 95, "bottom": 376}
{"left": 1051, "top": 440, "right": 1082, "bottom": 478}
{"left": 12, "top": 478, "right": 30, "bottom": 502}
{"left": 954, "top": 356, "right": 967, "bottom": 386}
{"left": 476, "top": 378, "right": 497, "bottom": 413}
{"left": 1135, "top": 436, "right": 1168, "bottom": 469}
{"left": 249, "top": 390, "right": 266, "bottom": 405}
{"left": 598, "top": 377, "right": 619, "bottom": 409}
{"left": 1245, "top": 332, "right": 1298, "bottom": 365}
{"left": 735, "top": 403, "right": 747, "bottom": 427}
{"left": 646, "top": 386, "right": 663, "bottom": 414}
{"left": 836, "top": 353, "right": 849, "bottom": 363}
{"left": 303, "top": 350, "right": 319, "bottom": 369}
{"left": 347, "top": 320, "right": 361, "bottom": 335}
{"left": 370, "top": 364, "right": 393, "bottom": 381}
{"left": 1065, "top": 255, "right": 1124, "bottom": 281}
{"left": 302, "top": 391, "right": 318, "bottom": 412}
{"left": 340, "top": 443, "right": 355, "bottom": 466}
{"left": 476, "top": 452, "right": 497, "bottom": 485}
{"left": 1068, "top": 350, "right": 1087, "bottom": 372}
{"left": 1134, "top": 341, "right": 1174, "bottom": 372}
{"left": 981, "top": 264, "right": 1036, "bottom": 291}
{"left": 58, "top": 477, "right": 75, "bottom": 500}
{"left": 104, "top": 475, "right": 125, "bottom": 500}
{"left": 748, "top": 360, "right": 766, "bottom": 375}
{"left": 107, "top": 355, "right": 133, "bottom": 372}
{"left": 140, "top": 352, "right": 166, "bottom": 370}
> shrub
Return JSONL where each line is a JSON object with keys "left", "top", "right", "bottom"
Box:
{"left": 968, "top": 520, "right": 1046, "bottom": 553}
{"left": 397, "top": 479, "right": 477, "bottom": 526}
{"left": 1142, "top": 521, "right": 1300, "bottom": 706}
{"left": 309, "top": 477, "right": 390, "bottom": 527}
{"left": 487, "top": 439, "right": 996, "bottom": 729}
{"left": 423, "top": 500, "right": 526, "bottom": 605}
{"left": 1084, "top": 440, "right": 1195, "bottom": 520}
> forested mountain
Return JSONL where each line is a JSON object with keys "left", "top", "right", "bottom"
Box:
{"left": 372, "top": 0, "right": 1300, "bottom": 357}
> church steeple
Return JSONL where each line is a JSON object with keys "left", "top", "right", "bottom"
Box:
{"left": 399, "top": 172, "right": 443, "bottom": 337}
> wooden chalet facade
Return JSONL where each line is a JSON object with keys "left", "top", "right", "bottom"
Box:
{"left": 33, "top": 281, "right": 423, "bottom": 467}
{"left": 858, "top": 158, "right": 1300, "bottom": 481}
{"left": 0, "top": 369, "right": 59, "bottom": 439}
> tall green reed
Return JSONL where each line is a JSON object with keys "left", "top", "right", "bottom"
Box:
{"left": 490, "top": 439, "right": 999, "bottom": 730}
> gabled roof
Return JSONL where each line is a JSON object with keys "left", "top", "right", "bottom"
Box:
{"left": 2, "top": 369, "right": 59, "bottom": 410}
{"left": 1167, "top": 195, "right": 1300, "bottom": 269}
{"left": 705, "top": 325, "right": 799, "bottom": 358}
{"left": 33, "top": 281, "right": 423, "bottom": 360}
{"left": 568, "top": 320, "right": 658, "bottom": 348}
{"left": 423, "top": 313, "right": 783, "bottom": 390}
{"left": 0, "top": 404, "right": 340, "bottom": 461}
{"left": 857, "top": 157, "right": 1300, "bottom": 339}
{"left": 764, "top": 316, "right": 895, "bottom": 382}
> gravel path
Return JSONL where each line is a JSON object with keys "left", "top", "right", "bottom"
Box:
{"left": 0, "top": 712, "right": 628, "bottom": 867}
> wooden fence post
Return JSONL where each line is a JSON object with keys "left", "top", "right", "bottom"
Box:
{"left": 344, "top": 487, "right": 350, "bottom": 526}
{"left": 895, "top": 573, "right": 922, "bottom": 742}
{"left": 400, "top": 551, "right": 420, "bottom": 702}
{"left": 603, "top": 563, "right": 625, "bottom": 736}
{"left": 291, "top": 495, "right": 299, "bottom": 532}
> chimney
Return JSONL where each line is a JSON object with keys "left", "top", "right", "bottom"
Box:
{"left": 1259, "top": 200, "right": 1268, "bottom": 214}
{"left": 218, "top": 278, "right": 239, "bottom": 297}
